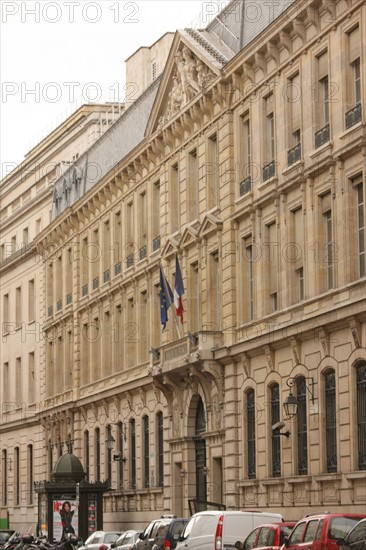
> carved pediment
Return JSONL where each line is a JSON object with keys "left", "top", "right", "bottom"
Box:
{"left": 161, "top": 236, "right": 180, "bottom": 259}
{"left": 146, "top": 33, "right": 221, "bottom": 137}
{"left": 157, "top": 45, "right": 215, "bottom": 130}
{"left": 180, "top": 226, "right": 199, "bottom": 249}
{"left": 199, "top": 212, "right": 223, "bottom": 238}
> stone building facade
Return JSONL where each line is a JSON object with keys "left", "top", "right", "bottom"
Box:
{"left": 0, "top": 103, "right": 124, "bottom": 531}
{"left": 2, "top": 0, "right": 365, "bottom": 533}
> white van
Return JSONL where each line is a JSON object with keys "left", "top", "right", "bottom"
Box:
{"left": 175, "top": 510, "right": 284, "bottom": 550}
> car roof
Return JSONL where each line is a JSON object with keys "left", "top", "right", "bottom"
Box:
{"left": 303, "top": 514, "right": 366, "bottom": 520}
{"left": 253, "top": 523, "right": 296, "bottom": 529}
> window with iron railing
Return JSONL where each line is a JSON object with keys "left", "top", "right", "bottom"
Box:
{"left": 357, "top": 362, "right": 366, "bottom": 470}
{"left": 247, "top": 389, "right": 256, "bottom": 479}
{"left": 130, "top": 419, "right": 136, "bottom": 488}
{"left": 143, "top": 416, "right": 150, "bottom": 488}
{"left": 297, "top": 377, "right": 308, "bottom": 475}
{"left": 270, "top": 384, "right": 281, "bottom": 477}
{"left": 157, "top": 412, "right": 164, "bottom": 487}
{"left": 325, "top": 371, "right": 337, "bottom": 473}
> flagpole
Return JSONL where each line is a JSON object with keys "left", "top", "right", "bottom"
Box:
{"left": 159, "top": 261, "right": 182, "bottom": 339}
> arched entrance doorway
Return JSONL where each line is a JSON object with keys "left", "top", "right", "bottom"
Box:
{"left": 194, "top": 396, "right": 207, "bottom": 511}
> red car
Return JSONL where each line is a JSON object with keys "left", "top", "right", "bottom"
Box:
{"left": 282, "top": 513, "right": 366, "bottom": 550}
{"left": 236, "top": 522, "right": 296, "bottom": 550}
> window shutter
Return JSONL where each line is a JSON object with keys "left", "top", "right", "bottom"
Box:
{"left": 349, "top": 26, "right": 360, "bottom": 63}
{"left": 318, "top": 52, "right": 328, "bottom": 80}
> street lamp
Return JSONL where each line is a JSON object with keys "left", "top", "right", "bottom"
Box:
{"left": 106, "top": 429, "right": 126, "bottom": 462}
{"left": 283, "top": 377, "right": 315, "bottom": 419}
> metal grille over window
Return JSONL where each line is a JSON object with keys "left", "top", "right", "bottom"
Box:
{"left": 357, "top": 363, "right": 366, "bottom": 470}
{"left": 271, "top": 384, "right": 281, "bottom": 477}
{"left": 247, "top": 389, "right": 256, "bottom": 479}
{"left": 346, "top": 103, "right": 362, "bottom": 129}
{"left": 240, "top": 176, "right": 252, "bottom": 196}
{"left": 315, "top": 124, "right": 330, "bottom": 148}
{"left": 297, "top": 377, "right": 308, "bottom": 475}
{"left": 325, "top": 371, "right": 337, "bottom": 473}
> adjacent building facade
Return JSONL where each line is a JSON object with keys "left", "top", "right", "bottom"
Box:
{"left": 1, "top": 0, "right": 365, "bottom": 534}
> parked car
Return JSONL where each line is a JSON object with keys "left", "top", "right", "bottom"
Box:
{"left": 237, "top": 522, "right": 296, "bottom": 550}
{"left": 176, "top": 510, "right": 284, "bottom": 550}
{"left": 133, "top": 516, "right": 188, "bottom": 550}
{"left": 283, "top": 513, "right": 366, "bottom": 550}
{"left": 80, "top": 532, "right": 122, "bottom": 550}
{"left": 112, "top": 531, "right": 142, "bottom": 550}
{"left": 337, "top": 518, "right": 366, "bottom": 550}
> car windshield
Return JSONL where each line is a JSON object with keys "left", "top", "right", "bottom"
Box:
{"left": 328, "top": 518, "right": 363, "bottom": 540}
{"left": 280, "top": 527, "right": 294, "bottom": 546}
{"left": 105, "top": 534, "right": 120, "bottom": 543}
{"left": 170, "top": 521, "right": 188, "bottom": 538}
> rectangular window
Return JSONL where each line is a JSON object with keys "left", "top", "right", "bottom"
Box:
{"left": 16, "top": 286, "right": 21, "bottom": 326}
{"left": 81, "top": 236, "right": 88, "bottom": 295}
{"left": 126, "top": 297, "right": 135, "bottom": 367}
{"left": 28, "top": 352, "right": 35, "bottom": 404}
{"left": 114, "top": 305, "right": 123, "bottom": 372}
{"left": 293, "top": 207, "right": 304, "bottom": 302}
{"left": 287, "top": 73, "right": 301, "bottom": 165}
{"left": 209, "top": 251, "right": 220, "bottom": 328}
{"left": 126, "top": 202, "right": 134, "bottom": 267}
{"left": 65, "top": 248, "right": 72, "bottom": 304}
{"left": 240, "top": 114, "right": 252, "bottom": 196}
{"left": 188, "top": 149, "right": 198, "bottom": 221}
{"left": 356, "top": 179, "right": 365, "bottom": 277}
{"left": 207, "top": 134, "right": 219, "bottom": 207}
{"left": 189, "top": 262, "right": 200, "bottom": 333}
{"left": 267, "top": 223, "right": 278, "bottom": 312}
{"left": 170, "top": 163, "right": 180, "bottom": 233}
{"left": 152, "top": 181, "right": 160, "bottom": 251}
{"left": 23, "top": 227, "right": 29, "bottom": 245}
{"left": 91, "top": 228, "right": 99, "bottom": 286}
{"left": 3, "top": 362, "right": 9, "bottom": 405}
{"left": 356, "top": 363, "right": 366, "bottom": 470}
{"left": 103, "top": 220, "right": 110, "bottom": 281}
{"left": 3, "top": 293, "right": 9, "bottom": 327}
{"left": 16, "top": 357, "right": 22, "bottom": 401}
{"left": 114, "top": 210, "right": 122, "bottom": 267}
{"left": 322, "top": 192, "right": 334, "bottom": 290}
{"left": 106, "top": 425, "right": 112, "bottom": 482}
{"left": 28, "top": 279, "right": 35, "bottom": 322}
{"left": 263, "top": 94, "right": 275, "bottom": 180}
{"left": 244, "top": 237, "right": 254, "bottom": 321}
{"left": 139, "top": 192, "right": 147, "bottom": 259}
{"left": 103, "top": 311, "right": 111, "bottom": 377}
{"left": 349, "top": 26, "right": 360, "bottom": 104}
{"left": 139, "top": 291, "right": 148, "bottom": 362}
{"left": 346, "top": 26, "right": 362, "bottom": 128}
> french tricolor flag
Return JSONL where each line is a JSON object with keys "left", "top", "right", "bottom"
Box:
{"left": 174, "top": 255, "right": 185, "bottom": 323}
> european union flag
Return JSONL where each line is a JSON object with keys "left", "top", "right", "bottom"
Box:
{"left": 159, "top": 265, "right": 174, "bottom": 331}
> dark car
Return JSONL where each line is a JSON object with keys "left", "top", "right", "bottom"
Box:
{"left": 337, "top": 519, "right": 366, "bottom": 550}
{"left": 283, "top": 513, "right": 366, "bottom": 550}
{"left": 237, "top": 522, "right": 296, "bottom": 550}
{"left": 134, "top": 516, "right": 188, "bottom": 550}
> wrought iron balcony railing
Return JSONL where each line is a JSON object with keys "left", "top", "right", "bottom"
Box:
{"left": 315, "top": 123, "right": 330, "bottom": 149}
{"left": 345, "top": 103, "right": 362, "bottom": 129}
{"left": 240, "top": 176, "right": 252, "bottom": 196}
{"left": 287, "top": 143, "right": 301, "bottom": 166}
{"left": 262, "top": 160, "right": 276, "bottom": 182}
{"left": 152, "top": 235, "right": 161, "bottom": 251}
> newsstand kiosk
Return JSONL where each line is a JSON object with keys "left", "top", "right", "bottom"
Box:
{"left": 35, "top": 451, "right": 110, "bottom": 542}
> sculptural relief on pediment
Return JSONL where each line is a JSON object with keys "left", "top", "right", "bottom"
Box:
{"left": 157, "top": 45, "right": 215, "bottom": 129}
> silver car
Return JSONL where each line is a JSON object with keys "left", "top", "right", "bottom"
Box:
{"left": 113, "top": 531, "right": 142, "bottom": 550}
{"left": 80, "top": 531, "right": 122, "bottom": 550}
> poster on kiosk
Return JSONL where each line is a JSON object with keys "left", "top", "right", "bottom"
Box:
{"left": 53, "top": 499, "right": 79, "bottom": 540}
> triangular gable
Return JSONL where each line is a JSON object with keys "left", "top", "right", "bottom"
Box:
{"left": 199, "top": 212, "right": 223, "bottom": 238}
{"left": 146, "top": 31, "right": 223, "bottom": 137}
{"left": 179, "top": 225, "right": 199, "bottom": 249}
{"left": 161, "top": 236, "right": 180, "bottom": 259}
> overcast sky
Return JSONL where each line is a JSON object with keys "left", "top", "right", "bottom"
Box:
{"left": 1, "top": 0, "right": 224, "bottom": 179}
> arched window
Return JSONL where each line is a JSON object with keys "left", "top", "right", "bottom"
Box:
{"left": 106, "top": 425, "right": 112, "bottom": 483}
{"left": 356, "top": 362, "right": 366, "bottom": 470}
{"left": 296, "top": 377, "right": 307, "bottom": 475}
{"left": 27, "top": 444, "right": 33, "bottom": 505}
{"left": 130, "top": 419, "right": 136, "bottom": 489}
{"left": 95, "top": 428, "right": 100, "bottom": 481}
{"left": 324, "top": 370, "right": 337, "bottom": 472}
{"left": 143, "top": 416, "right": 149, "bottom": 488}
{"left": 117, "top": 422, "right": 124, "bottom": 489}
{"left": 84, "top": 431, "right": 89, "bottom": 481}
{"left": 270, "top": 384, "right": 281, "bottom": 477}
{"left": 14, "top": 447, "right": 20, "bottom": 505}
{"left": 1, "top": 450, "right": 7, "bottom": 505}
{"left": 246, "top": 389, "right": 256, "bottom": 479}
{"left": 156, "top": 412, "right": 164, "bottom": 487}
